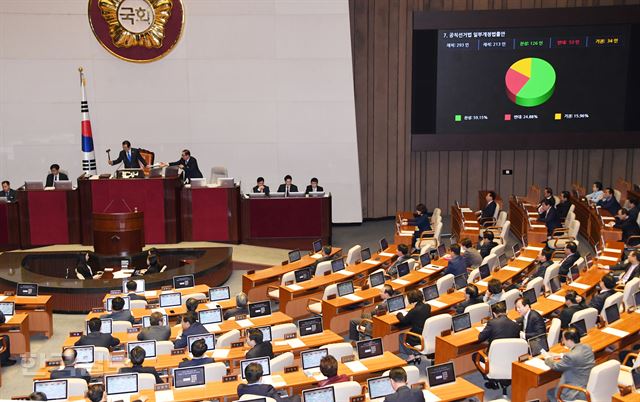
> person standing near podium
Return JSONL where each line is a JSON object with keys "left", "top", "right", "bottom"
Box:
{"left": 108, "top": 140, "right": 147, "bottom": 168}
{"left": 163, "top": 149, "right": 203, "bottom": 182}
{"left": 277, "top": 175, "right": 298, "bottom": 195}
{"left": 45, "top": 164, "right": 69, "bottom": 187}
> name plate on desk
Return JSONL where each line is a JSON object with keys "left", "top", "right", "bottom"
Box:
{"left": 155, "top": 383, "right": 171, "bottom": 392}
{"left": 127, "top": 327, "right": 141, "bottom": 333}
{"left": 223, "top": 374, "right": 238, "bottom": 383}
{"left": 115, "top": 169, "right": 144, "bottom": 179}
{"left": 69, "top": 331, "right": 82, "bottom": 337}
{"left": 171, "top": 348, "right": 186, "bottom": 356}
{"left": 46, "top": 360, "right": 62, "bottom": 367}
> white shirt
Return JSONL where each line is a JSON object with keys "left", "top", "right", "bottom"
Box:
{"left": 621, "top": 263, "right": 638, "bottom": 284}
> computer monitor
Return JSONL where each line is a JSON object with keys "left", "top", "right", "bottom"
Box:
{"left": 198, "top": 308, "right": 223, "bottom": 325}
{"left": 633, "top": 368, "right": 640, "bottom": 391}
{"left": 427, "top": 362, "right": 456, "bottom": 388}
{"left": 303, "top": 386, "right": 336, "bottom": 402}
{"left": 491, "top": 301, "right": 507, "bottom": 315}
{"left": 159, "top": 292, "right": 182, "bottom": 308}
{"left": 25, "top": 180, "right": 44, "bottom": 190}
{"left": 356, "top": 337, "right": 383, "bottom": 360}
{"left": 605, "top": 304, "right": 620, "bottom": 324}
{"left": 634, "top": 290, "right": 640, "bottom": 308}
{"left": 337, "top": 281, "right": 355, "bottom": 297}
{"left": 255, "top": 326, "right": 272, "bottom": 342}
{"left": 86, "top": 318, "right": 112, "bottom": 335}
{"left": 437, "top": 244, "right": 447, "bottom": 258}
{"left": 127, "top": 340, "right": 157, "bottom": 358}
{"left": 522, "top": 288, "right": 538, "bottom": 306}
{"left": 420, "top": 252, "right": 431, "bottom": 268}
{"left": 173, "top": 274, "right": 195, "bottom": 290}
{"left": 209, "top": 286, "right": 231, "bottom": 302}
{"left": 173, "top": 366, "right": 206, "bottom": 388}
{"left": 512, "top": 243, "right": 521, "bottom": 257}
{"left": 331, "top": 258, "right": 345, "bottom": 273}
{"left": 429, "top": 248, "right": 438, "bottom": 260}
{"left": 379, "top": 238, "right": 389, "bottom": 251}
{"left": 121, "top": 279, "right": 145, "bottom": 294}
{"left": 294, "top": 268, "right": 312, "bottom": 283}
{"left": 422, "top": 284, "right": 439, "bottom": 302}
{"left": 454, "top": 274, "right": 468, "bottom": 290}
{"left": 187, "top": 334, "right": 215, "bottom": 352}
{"left": 105, "top": 296, "right": 130, "bottom": 311}
{"left": 479, "top": 264, "right": 491, "bottom": 279}
{"left": 142, "top": 314, "right": 168, "bottom": 328}
{"left": 190, "top": 178, "right": 207, "bottom": 188}
{"left": 0, "top": 301, "right": 15, "bottom": 317}
{"left": 367, "top": 376, "right": 395, "bottom": 400}
{"left": 369, "top": 271, "right": 385, "bottom": 288}
{"left": 240, "top": 357, "right": 271, "bottom": 379}
{"left": 16, "top": 283, "right": 38, "bottom": 296}
{"left": 312, "top": 240, "right": 323, "bottom": 253}
{"left": 498, "top": 253, "right": 508, "bottom": 268}
{"left": 298, "top": 317, "right": 323, "bottom": 337}
{"left": 361, "top": 247, "right": 372, "bottom": 261}
{"left": 386, "top": 295, "right": 406, "bottom": 313}
{"left": 452, "top": 313, "right": 471, "bottom": 333}
{"left": 301, "top": 348, "right": 328, "bottom": 370}
{"left": 68, "top": 345, "right": 94, "bottom": 364}
{"left": 549, "top": 276, "right": 561, "bottom": 293}
{"left": 397, "top": 262, "right": 410, "bottom": 278}
{"left": 249, "top": 301, "right": 272, "bottom": 318}
{"left": 570, "top": 319, "right": 587, "bottom": 337}
{"left": 288, "top": 250, "right": 302, "bottom": 263}
{"left": 528, "top": 333, "right": 549, "bottom": 357}
{"left": 34, "top": 379, "right": 68, "bottom": 401}
{"left": 570, "top": 265, "right": 580, "bottom": 281}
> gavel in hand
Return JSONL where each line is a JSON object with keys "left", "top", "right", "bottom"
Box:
{"left": 106, "top": 149, "right": 112, "bottom": 165}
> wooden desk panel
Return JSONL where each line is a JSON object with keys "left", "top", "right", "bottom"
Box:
{"left": 7, "top": 295, "right": 53, "bottom": 338}
{"left": 0, "top": 202, "right": 20, "bottom": 250}
{"left": 0, "top": 313, "right": 30, "bottom": 356}
{"left": 17, "top": 189, "right": 81, "bottom": 247}
{"left": 180, "top": 186, "right": 240, "bottom": 243}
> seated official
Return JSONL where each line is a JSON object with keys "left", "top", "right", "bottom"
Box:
{"left": 538, "top": 199, "right": 561, "bottom": 237}
{"left": 588, "top": 274, "right": 617, "bottom": 313}
{"left": 165, "top": 149, "right": 203, "bottom": 182}
{"left": 476, "top": 191, "right": 497, "bottom": 221}
{"left": 597, "top": 187, "right": 621, "bottom": 216}
{"left": 397, "top": 290, "right": 430, "bottom": 364}
{"left": 245, "top": 328, "right": 274, "bottom": 359}
{"left": 349, "top": 285, "right": 394, "bottom": 341}
{"left": 305, "top": 177, "right": 324, "bottom": 194}
{"left": 543, "top": 327, "right": 595, "bottom": 402}
{"left": 614, "top": 208, "right": 640, "bottom": 246}
{"left": 144, "top": 254, "right": 162, "bottom": 275}
{"left": 530, "top": 248, "right": 553, "bottom": 280}
{"left": 45, "top": 163, "right": 69, "bottom": 187}
{"left": 461, "top": 238, "right": 482, "bottom": 268}
{"left": 387, "top": 244, "right": 411, "bottom": 277}
{"left": 515, "top": 297, "right": 545, "bottom": 340}
{"left": 622, "top": 198, "right": 640, "bottom": 223}
{"left": 174, "top": 297, "right": 200, "bottom": 326}
{"left": 586, "top": 181, "right": 604, "bottom": 203}
{"left": 76, "top": 252, "right": 102, "bottom": 280}
{"left": 277, "top": 174, "right": 298, "bottom": 194}
{"left": 311, "top": 245, "right": 334, "bottom": 274}
{"left": 478, "top": 230, "right": 498, "bottom": 259}
{"left": 173, "top": 311, "right": 209, "bottom": 349}
{"left": 238, "top": 362, "right": 301, "bottom": 402}
{"left": 179, "top": 339, "right": 214, "bottom": 368}
{"left": 407, "top": 203, "right": 431, "bottom": 250}
{"left": 384, "top": 367, "right": 425, "bottom": 402}
{"left": 252, "top": 177, "right": 270, "bottom": 195}
{"left": 483, "top": 279, "right": 504, "bottom": 306}
{"left": 539, "top": 187, "right": 556, "bottom": 208}
{"left": 444, "top": 243, "right": 467, "bottom": 277}
{"left": 75, "top": 318, "right": 120, "bottom": 349}
{"left": 138, "top": 312, "right": 171, "bottom": 341}
{"left": 317, "top": 355, "right": 349, "bottom": 387}
{"left": 0, "top": 181, "right": 16, "bottom": 202}
{"left": 559, "top": 290, "right": 586, "bottom": 329}
{"left": 558, "top": 242, "right": 580, "bottom": 282}
{"left": 108, "top": 140, "right": 147, "bottom": 168}
{"left": 50, "top": 348, "right": 91, "bottom": 383}
{"left": 125, "top": 280, "right": 147, "bottom": 302}
{"left": 610, "top": 250, "right": 640, "bottom": 285}
{"left": 101, "top": 296, "right": 134, "bottom": 324}
{"left": 223, "top": 292, "right": 249, "bottom": 320}
{"left": 86, "top": 384, "right": 105, "bottom": 402}
{"left": 455, "top": 284, "right": 483, "bottom": 314}
{"left": 119, "top": 346, "right": 162, "bottom": 384}
{"left": 0, "top": 310, "right": 15, "bottom": 366}
{"left": 556, "top": 191, "right": 572, "bottom": 220}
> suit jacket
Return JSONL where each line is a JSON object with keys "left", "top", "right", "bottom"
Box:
{"left": 127, "top": 292, "right": 147, "bottom": 302}
{"left": 277, "top": 184, "right": 299, "bottom": 193}
{"left": 610, "top": 262, "right": 640, "bottom": 283}
{"left": 615, "top": 218, "right": 640, "bottom": 246}
{"left": 45, "top": 172, "right": 69, "bottom": 187}
{"left": 245, "top": 341, "right": 274, "bottom": 359}
{"left": 383, "top": 385, "right": 425, "bottom": 402}
{"left": 444, "top": 255, "right": 467, "bottom": 277}
{"left": 74, "top": 332, "right": 120, "bottom": 349}
{"left": 597, "top": 196, "right": 621, "bottom": 217}
{"left": 138, "top": 325, "right": 171, "bottom": 341}
{"left": 559, "top": 303, "right": 586, "bottom": 329}
{"left": 0, "top": 189, "right": 16, "bottom": 202}
{"left": 558, "top": 253, "right": 581, "bottom": 281}
{"left": 178, "top": 356, "right": 214, "bottom": 368}
{"left": 76, "top": 263, "right": 94, "bottom": 279}
{"left": 119, "top": 365, "right": 162, "bottom": 384}
{"left": 50, "top": 366, "right": 91, "bottom": 383}
{"left": 588, "top": 289, "right": 617, "bottom": 313}
{"left": 223, "top": 306, "right": 249, "bottom": 320}
{"left": 455, "top": 295, "right": 484, "bottom": 315}
{"left": 388, "top": 255, "right": 412, "bottom": 277}
{"left": 541, "top": 196, "right": 556, "bottom": 206}
{"left": 478, "top": 240, "right": 498, "bottom": 259}
{"left": 533, "top": 260, "right": 553, "bottom": 279}
{"left": 145, "top": 263, "right": 161, "bottom": 275}
{"left": 408, "top": 214, "right": 431, "bottom": 234}
{"left": 237, "top": 383, "right": 300, "bottom": 402}
{"left": 556, "top": 201, "right": 571, "bottom": 220}
{"left": 517, "top": 310, "right": 546, "bottom": 340}
{"left": 481, "top": 201, "right": 497, "bottom": 219}
{"left": 111, "top": 148, "right": 147, "bottom": 168}
{"left": 545, "top": 343, "right": 595, "bottom": 401}
{"left": 102, "top": 309, "right": 135, "bottom": 324}
{"left": 478, "top": 315, "right": 520, "bottom": 346}
{"left": 628, "top": 206, "right": 640, "bottom": 224}
{"left": 169, "top": 157, "right": 203, "bottom": 181}
{"left": 540, "top": 206, "right": 562, "bottom": 236}
{"left": 396, "top": 302, "right": 431, "bottom": 346}
{"left": 463, "top": 248, "right": 483, "bottom": 268}
{"left": 305, "top": 185, "right": 324, "bottom": 194}
{"left": 252, "top": 185, "right": 270, "bottom": 195}
{"left": 173, "top": 322, "right": 209, "bottom": 349}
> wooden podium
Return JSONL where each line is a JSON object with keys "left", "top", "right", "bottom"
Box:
{"left": 93, "top": 211, "right": 144, "bottom": 256}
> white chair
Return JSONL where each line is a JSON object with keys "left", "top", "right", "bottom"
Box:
{"left": 270, "top": 352, "right": 294, "bottom": 372}
{"left": 315, "top": 261, "right": 332, "bottom": 277}
{"left": 622, "top": 278, "right": 640, "bottom": 310}
{"left": 493, "top": 221, "right": 511, "bottom": 246}
{"left": 333, "top": 381, "right": 364, "bottom": 402}
{"left": 402, "top": 314, "right": 452, "bottom": 358}
{"left": 383, "top": 366, "right": 420, "bottom": 386}
{"left": 482, "top": 254, "right": 500, "bottom": 271}
{"left": 111, "top": 321, "right": 132, "bottom": 333}
{"left": 526, "top": 277, "right": 544, "bottom": 297}
{"left": 94, "top": 346, "right": 110, "bottom": 362}
{"left": 271, "top": 323, "right": 298, "bottom": 339}
{"left": 549, "top": 220, "right": 580, "bottom": 249}
{"left": 500, "top": 288, "right": 521, "bottom": 311}
{"left": 570, "top": 307, "right": 599, "bottom": 331}
{"left": 346, "top": 245, "right": 362, "bottom": 266}
{"left": 557, "top": 360, "right": 620, "bottom": 402}
{"left": 130, "top": 300, "right": 147, "bottom": 310}
{"left": 416, "top": 221, "right": 443, "bottom": 250}
{"left": 216, "top": 329, "right": 241, "bottom": 348}
{"left": 204, "top": 362, "right": 227, "bottom": 382}
{"left": 156, "top": 341, "right": 174, "bottom": 355}
{"left": 547, "top": 318, "right": 562, "bottom": 347}
{"left": 137, "top": 373, "right": 156, "bottom": 391}
{"left": 66, "top": 378, "right": 89, "bottom": 398}
{"left": 430, "top": 208, "right": 442, "bottom": 227}
{"left": 436, "top": 274, "right": 454, "bottom": 295}
{"left": 323, "top": 342, "right": 354, "bottom": 361}
{"left": 267, "top": 271, "right": 295, "bottom": 300}
{"left": 465, "top": 303, "right": 491, "bottom": 324}
{"left": 467, "top": 268, "right": 480, "bottom": 284}
{"left": 601, "top": 292, "right": 623, "bottom": 322}
{"left": 614, "top": 189, "right": 623, "bottom": 203}
{"left": 209, "top": 166, "right": 228, "bottom": 184}
{"left": 543, "top": 262, "right": 561, "bottom": 292}
{"left": 618, "top": 352, "right": 640, "bottom": 387}
{"left": 306, "top": 284, "right": 338, "bottom": 315}
{"left": 474, "top": 338, "right": 528, "bottom": 396}
{"left": 490, "top": 244, "right": 506, "bottom": 261}
{"left": 240, "top": 395, "right": 276, "bottom": 402}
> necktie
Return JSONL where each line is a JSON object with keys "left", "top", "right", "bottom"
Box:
{"left": 127, "top": 152, "right": 131, "bottom": 161}
{"left": 622, "top": 264, "right": 637, "bottom": 283}
{"left": 286, "top": 185, "right": 289, "bottom": 196}
{"left": 54, "top": 175, "right": 58, "bottom": 182}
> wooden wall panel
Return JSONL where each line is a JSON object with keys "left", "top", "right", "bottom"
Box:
{"left": 349, "top": 0, "right": 640, "bottom": 218}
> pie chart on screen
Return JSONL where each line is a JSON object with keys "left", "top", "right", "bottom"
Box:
{"left": 505, "top": 57, "right": 556, "bottom": 107}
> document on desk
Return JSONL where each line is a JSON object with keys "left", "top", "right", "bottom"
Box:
{"left": 569, "top": 282, "right": 590, "bottom": 290}
{"left": 311, "top": 253, "right": 323, "bottom": 259}
{"left": 400, "top": 231, "right": 415, "bottom": 236}
{"left": 344, "top": 360, "right": 368, "bottom": 373}
{"left": 604, "top": 248, "right": 621, "bottom": 253}
{"left": 155, "top": 390, "right": 175, "bottom": 402}
{"left": 547, "top": 294, "right": 566, "bottom": 303}
{"left": 286, "top": 284, "right": 304, "bottom": 291}
{"left": 0, "top": 296, "right": 8, "bottom": 302}
{"left": 460, "top": 208, "right": 473, "bottom": 213}
{"left": 380, "top": 252, "right": 395, "bottom": 257}
{"left": 516, "top": 257, "right": 535, "bottom": 262}
{"left": 392, "top": 279, "right": 410, "bottom": 286}
{"left": 343, "top": 294, "right": 363, "bottom": 302}
{"left": 418, "top": 268, "right": 437, "bottom": 274}
{"left": 427, "top": 300, "right": 448, "bottom": 308}
{"left": 212, "top": 348, "right": 230, "bottom": 359}
{"left": 525, "top": 246, "right": 544, "bottom": 251}
{"left": 427, "top": 264, "right": 443, "bottom": 270}
{"left": 206, "top": 302, "right": 221, "bottom": 310}
{"left": 502, "top": 266, "right": 521, "bottom": 272}
{"left": 464, "top": 226, "right": 480, "bottom": 231}
{"left": 144, "top": 291, "right": 157, "bottom": 298}
{"left": 422, "top": 390, "right": 442, "bottom": 402}
{"left": 474, "top": 325, "right": 486, "bottom": 332}
{"left": 524, "top": 358, "right": 551, "bottom": 371}
{"left": 204, "top": 324, "right": 221, "bottom": 333}
{"left": 336, "top": 270, "right": 356, "bottom": 277}
{"left": 598, "top": 255, "right": 619, "bottom": 262}
{"left": 363, "top": 260, "right": 379, "bottom": 265}
{"left": 287, "top": 338, "right": 306, "bottom": 348}
{"left": 602, "top": 327, "right": 630, "bottom": 338}
{"left": 236, "top": 319, "right": 254, "bottom": 328}
{"left": 476, "top": 281, "right": 488, "bottom": 287}
{"left": 530, "top": 224, "right": 546, "bottom": 229}
{"left": 274, "top": 340, "right": 289, "bottom": 346}
{"left": 263, "top": 375, "right": 287, "bottom": 388}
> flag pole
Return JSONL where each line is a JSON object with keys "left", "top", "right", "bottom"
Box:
{"left": 79, "top": 67, "right": 97, "bottom": 175}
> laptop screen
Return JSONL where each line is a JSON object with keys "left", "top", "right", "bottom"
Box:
{"left": 289, "top": 250, "right": 302, "bottom": 263}
{"left": 301, "top": 348, "right": 328, "bottom": 370}
{"left": 255, "top": 326, "right": 272, "bottom": 342}
{"left": 605, "top": 304, "right": 620, "bottom": 324}
{"left": 295, "top": 268, "right": 312, "bottom": 283}
{"left": 298, "top": 317, "right": 323, "bottom": 337}
{"left": 633, "top": 368, "right": 640, "bottom": 391}
{"left": 86, "top": 318, "right": 112, "bottom": 335}
{"left": 249, "top": 301, "right": 272, "bottom": 318}
{"left": 570, "top": 319, "right": 587, "bottom": 337}
{"left": 437, "top": 244, "right": 447, "bottom": 258}
{"left": 0, "top": 302, "right": 15, "bottom": 316}
{"left": 479, "top": 264, "right": 491, "bottom": 279}
{"left": 570, "top": 265, "right": 580, "bottom": 281}
{"left": 173, "top": 366, "right": 206, "bottom": 388}
{"left": 427, "top": 362, "right": 456, "bottom": 387}
{"left": 367, "top": 376, "right": 395, "bottom": 400}
{"left": 357, "top": 338, "right": 383, "bottom": 359}
{"left": 209, "top": 286, "right": 230, "bottom": 302}
{"left": 312, "top": 240, "right": 323, "bottom": 253}
{"left": 105, "top": 297, "right": 130, "bottom": 312}
{"left": 173, "top": 275, "right": 195, "bottom": 290}
{"left": 422, "top": 284, "right": 439, "bottom": 302}
{"left": 549, "top": 276, "right": 561, "bottom": 293}
{"left": 17, "top": 283, "right": 38, "bottom": 296}
{"left": 34, "top": 379, "right": 67, "bottom": 401}
{"left": 420, "top": 253, "right": 431, "bottom": 268}
{"left": 397, "top": 262, "right": 410, "bottom": 278}
{"left": 198, "top": 308, "right": 223, "bottom": 325}
{"left": 105, "top": 373, "right": 138, "bottom": 395}
{"left": 379, "top": 238, "right": 389, "bottom": 251}
{"left": 69, "top": 346, "right": 94, "bottom": 364}
{"left": 142, "top": 314, "right": 168, "bottom": 328}
{"left": 635, "top": 290, "right": 640, "bottom": 307}
{"left": 303, "top": 386, "right": 336, "bottom": 402}
{"left": 369, "top": 271, "right": 385, "bottom": 287}
{"left": 241, "top": 357, "right": 271, "bottom": 379}
{"left": 331, "top": 258, "right": 345, "bottom": 273}
{"left": 127, "top": 340, "right": 157, "bottom": 358}
{"left": 187, "top": 334, "right": 215, "bottom": 352}
{"left": 452, "top": 313, "right": 471, "bottom": 332}
{"left": 512, "top": 243, "right": 521, "bottom": 257}
{"left": 337, "top": 281, "right": 355, "bottom": 297}
{"left": 361, "top": 248, "right": 372, "bottom": 261}
{"left": 386, "top": 295, "right": 406, "bottom": 313}
{"left": 522, "top": 288, "right": 537, "bottom": 306}
{"left": 528, "top": 334, "right": 549, "bottom": 357}
{"left": 454, "top": 274, "right": 467, "bottom": 290}
{"left": 122, "top": 279, "right": 145, "bottom": 294}
{"left": 159, "top": 292, "right": 182, "bottom": 308}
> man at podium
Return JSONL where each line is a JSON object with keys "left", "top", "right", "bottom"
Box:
{"left": 108, "top": 140, "right": 147, "bottom": 168}
{"left": 162, "top": 149, "right": 203, "bottom": 181}
{"left": 45, "top": 164, "right": 69, "bottom": 187}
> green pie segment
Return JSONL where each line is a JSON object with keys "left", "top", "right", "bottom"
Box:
{"left": 505, "top": 57, "right": 556, "bottom": 107}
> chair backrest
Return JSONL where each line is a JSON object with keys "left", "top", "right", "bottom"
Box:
{"left": 586, "top": 360, "right": 621, "bottom": 402}
{"left": 271, "top": 323, "right": 298, "bottom": 340}
{"left": 280, "top": 271, "right": 296, "bottom": 286}
{"left": 333, "top": 381, "right": 365, "bottom": 402}
{"left": 487, "top": 339, "right": 528, "bottom": 380}
{"left": 575, "top": 257, "right": 587, "bottom": 272}
{"left": 500, "top": 221, "right": 511, "bottom": 240}
{"left": 431, "top": 208, "right": 442, "bottom": 225}
{"left": 383, "top": 366, "right": 420, "bottom": 386}
{"left": 623, "top": 278, "right": 640, "bottom": 310}
{"left": 568, "top": 203, "right": 575, "bottom": 215}
{"left": 137, "top": 148, "right": 155, "bottom": 166}
{"left": 601, "top": 292, "right": 623, "bottom": 321}
{"left": 216, "top": 329, "right": 241, "bottom": 348}
{"left": 490, "top": 244, "right": 505, "bottom": 259}
{"left": 614, "top": 189, "right": 622, "bottom": 203}
{"left": 66, "top": 378, "right": 89, "bottom": 398}
{"left": 346, "top": 245, "right": 362, "bottom": 266}
{"left": 484, "top": 254, "right": 499, "bottom": 271}
{"left": 465, "top": 303, "right": 491, "bottom": 324}
{"left": 209, "top": 166, "right": 228, "bottom": 184}
{"left": 137, "top": 373, "right": 156, "bottom": 391}
{"left": 270, "top": 352, "right": 294, "bottom": 373}
{"left": 500, "top": 288, "right": 521, "bottom": 310}
{"left": 467, "top": 268, "right": 480, "bottom": 284}
{"left": 111, "top": 321, "right": 132, "bottom": 333}
{"left": 156, "top": 341, "right": 174, "bottom": 355}
{"left": 130, "top": 300, "right": 147, "bottom": 310}
{"left": 94, "top": 346, "right": 110, "bottom": 361}
{"left": 436, "top": 274, "right": 455, "bottom": 295}
{"left": 493, "top": 202, "right": 501, "bottom": 219}
{"left": 496, "top": 211, "right": 508, "bottom": 228}
{"left": 432, "top": 221, "right": 443, "bottom": 243}
{"left": 421, "top": 314, "right": 453, "bottom": 355}
{"left": 240, "top": 394, "right": 277, "bottom": 402}
{"left": 526, "top": 277, "right": 544, "bottom": 297}
{"left": 543, "top": 263, "right": 561, "bottom": 291}
{"left": 547, "top": 318, "right": 562, "bottom": 347}
{"left": 323, "top": 342, "right": 354, "bottom": 361}
{"left": 570, "top": 307, "right": 599, "bottom": 331}
{"left": 565, "top": 211, "right": 575, "bottom": 227}
{"left": 323, "top": 284, "right": 338, "bottom": 300}
{"left": 568, "top": 219, "right": 581, "bottom": 238}
{"left": 204, "top": 362, "right": 227, "bottom": 382}
{"left": 315, "top": 261, "right": 332, "bottom": 277}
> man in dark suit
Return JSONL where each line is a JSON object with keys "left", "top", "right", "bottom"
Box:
{"left": 118, "top": 346, "right": 163, "bottom": 383}
{"left": 125, "top": 280, "right": 147, "bottom": 302}
{"left": 478, "top": 231, "right": 498, "bottom": 259}
{"left": 610, "top": 250, "right": 640, "bottom": 285}
{"left": 108, "top": 140, "right": 147, "bottom": 168}
{"left": 173, "top": 311, "right": 209, "bottom": 349}
{"left": 383, "top": 367, "right": 425, "bottom": 402}
{"left": 0, "top": 311, "right": 15, "bottom": 366}
{"left": 531, "top": 248, "right": 553, "bottom": 280}
{"left": 515, "top": 298, "right": 546, "bottom": 340}
{"left": 138, "top": 312, "right": 170, "bottom": 341}
{"left": 455, "top": 284, "right": 483, "bottom": 314}
{"left": 304, "top": 178, "right": 324, "bottom": 195}
{"left": 588, "top": 274, "right": 617, "bottom": 313}
{"left": 444, "top": 243, "right": 467, "bottom": 277}
{"left": 0, "top": 181, "right": 16, "bottom": 202}
{"left": 50, "top": 348, "right": 91, "bottom": 383}
{"left": 238, "top": 362, "right": 301, "bottom": 402}
{"left": 539, "top": 199, "right": 561, "bottom": 237}
{"left": 624, "top": 198, "right": 640, "bottom": 224}
{"left": 408, "top": 203, "right": 431, "bottom": 251}
{"left": 540, "top": 187, "right": 556, "bottom": 207}
{"left": 476, "top": 191, "right": 497, "bottom": 222}
{"left": 387, "top": 244, "right": 412, "bottom": 277}
{"left": 559, "top": 290, "right": 586, "bottom": 329}
{"left": 597, "top": 187, "right": 621, "bottom": 217}
{"left": 223, "top": 292, "right": 249, "bottom": 320}
{"left": 252, "top": 177, "right": 270, "bottom": 195}
{"left": 349, "top": 284, "right": 394, "bottom": 341}
{"left": 614, "top": 208, "right": 640, "bottom": 246}
{"left": 167, "top": 149, "right": 203, "bottom": 182}
{"left": 556, "top": 191, "right": 572, "bottom": 220}
{"left": 75, "top": 318, "right": 120, "bottom": 349}
{"left": 101, "top": 297, "right": 134, "bottom": 324}
{"left": 178, "top": 339, "right": 214, "bottom": 368}
{"left": 45, "top": 164, "right": 69, "bottom": 187}
{"left": 277, "top": 175, "right": 298, "bottom": 194}
{"left": 558, "top": 242, "right": 580, "bottom": 282}
{"left": 245, "top": 328, "right": 274, "bottom": 359}
{"left": 397, "top": 290, "right": 430, "bottom": 363}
